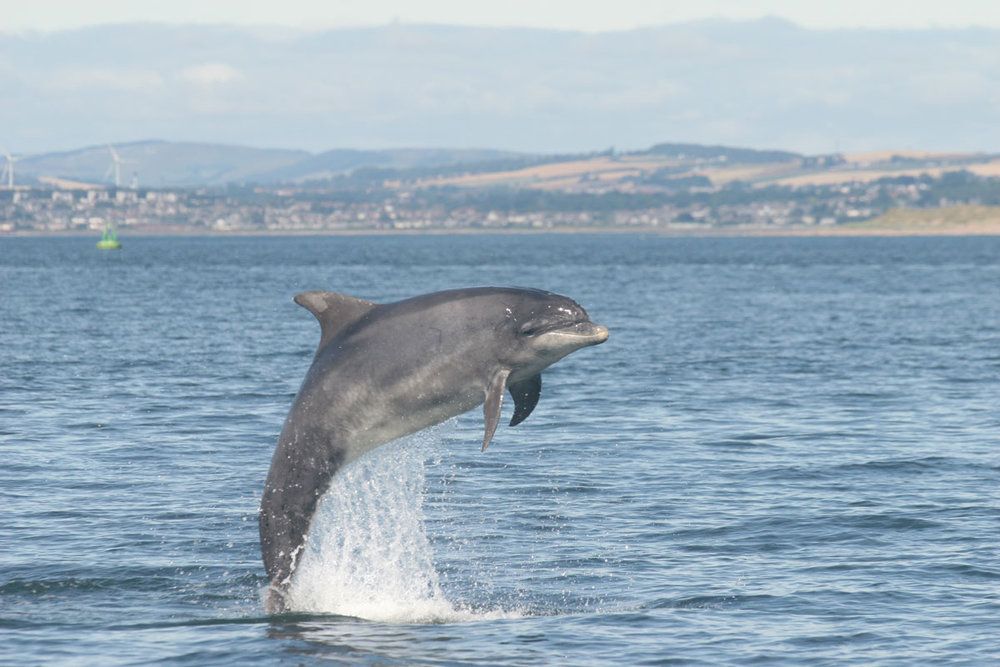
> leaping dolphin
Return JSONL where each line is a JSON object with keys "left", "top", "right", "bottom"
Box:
{"left": 259, "top": 287, "right": 609, "bottom": 612}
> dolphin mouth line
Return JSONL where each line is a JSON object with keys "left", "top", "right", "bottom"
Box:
{"left": 543, "top": 321, "right": 610, "bottom": 343}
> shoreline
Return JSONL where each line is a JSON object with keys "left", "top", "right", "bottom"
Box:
{"left": 6, "top": 223, "right": 1000, "bottom": 239}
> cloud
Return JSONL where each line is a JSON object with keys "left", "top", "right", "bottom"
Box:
{"left": 8, "top": 22, "right": 1000, "bottom": 153}
{"left": 178, "top": 62, "right": 243, "bottom": 86}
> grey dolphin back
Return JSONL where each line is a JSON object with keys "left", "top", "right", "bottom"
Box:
{"left": 294, "top": 291, "right": 377, "bottom": 353}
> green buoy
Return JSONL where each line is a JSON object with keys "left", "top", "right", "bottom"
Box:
{"left": 96, "top": 223, "right": 122, "bottom": 250}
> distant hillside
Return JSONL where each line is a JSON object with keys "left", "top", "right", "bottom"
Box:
{"left": 257, "top": 147, "right": 526, "bottom": 183}
{"left": 9, "top": 139, "right": 813, "bottom": 188}
{"left": 11, "top": 138, "right": 1000, "bottom": 191}
{"left": 12, "top": 142, "right": 537, "bottom": 187}
{"left": 641, "top": 143, "right": 801, "bottom": 164}
{"left": 16, "top": 141, "right": 309, "bottom": 187}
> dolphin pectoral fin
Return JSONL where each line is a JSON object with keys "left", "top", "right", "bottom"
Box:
{"left": 482, "top": 368, "right": 510, "bottom": 452}
{"left": 508, "top": 374, "right": 541, "bottom": 426}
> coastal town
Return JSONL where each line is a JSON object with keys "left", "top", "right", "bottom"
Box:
{"left": 3, "top": 142, "right": 1000, "bottom": 234}
{"left": 1, "top": 170, "right": 996, "bottom": 235}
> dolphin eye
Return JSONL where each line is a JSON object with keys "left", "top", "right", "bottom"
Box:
{"left": 519, "top": 321, "right": 539, "bottom": 336}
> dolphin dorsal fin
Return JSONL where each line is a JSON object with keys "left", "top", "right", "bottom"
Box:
{"left": 294, "top": 291, "right": 376, "bottom": 353}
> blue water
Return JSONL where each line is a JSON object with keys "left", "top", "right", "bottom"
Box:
{"left": 1, "top": 234, "right": 999, "bottom": 665}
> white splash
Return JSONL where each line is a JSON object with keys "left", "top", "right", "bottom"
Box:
{"left": 284, "top": 426, "right": 520, "bottom": 623}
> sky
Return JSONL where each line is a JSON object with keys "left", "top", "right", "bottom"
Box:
{"left": 4, "top": 3, "right": 1000, "bottom": 154}
{"left": 4, "top": 0, "right": 1000, "bottom": 32}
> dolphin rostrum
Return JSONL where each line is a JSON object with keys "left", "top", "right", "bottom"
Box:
{"left": 259, "top": 287, "right": 609, "bottom": 612}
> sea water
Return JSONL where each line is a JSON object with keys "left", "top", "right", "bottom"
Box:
{"left": 1, "top": 234, "right": 998, "bottom": 664}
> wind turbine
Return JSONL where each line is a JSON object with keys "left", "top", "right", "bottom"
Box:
{"left": 105, "top": 145, "right": 137, "bottom": 188}
{"left": 1, "top": 149, "right": 21, "bottom": 189}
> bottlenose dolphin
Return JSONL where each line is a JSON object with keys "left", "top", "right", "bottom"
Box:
{"left": 259, "top": 287, "right": 609, "bottom": 612}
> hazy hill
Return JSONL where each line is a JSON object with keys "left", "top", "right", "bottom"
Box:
{"left": 641, "top": 143, "right": 801, "bottom": 164}
{"left": 11, "top": 138, "right": 999, "bottom": 191}
{"left": 7, "top": 138, "right": 817, "bottom": 188}
{"left": 12, "top": 142, "right": 534, "bottom": 187}
{"left": 3, "top": 20, "right": 1000, "bottom": 155}
{"left": 259, "top": 147, "right": 525, "bottom": 183}
{"left": 15, "top": 141, "right": 309, "bottom": 187}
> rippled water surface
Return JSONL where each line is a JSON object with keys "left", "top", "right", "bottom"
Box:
{"left": 2, "top": 234, "right": 999, "bottom": 665}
